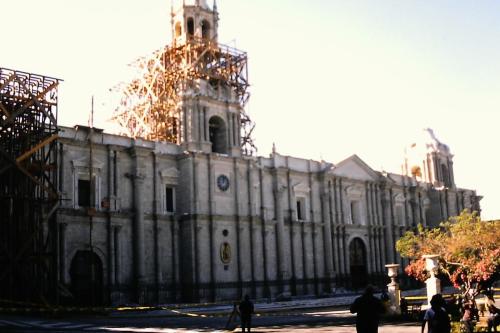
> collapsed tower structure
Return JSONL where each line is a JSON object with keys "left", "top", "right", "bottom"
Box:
{"left": 112, "top": 0, "right": 256, "bottom": 155}
{"left": 0, "top": 67, "right": 60, "bottom": 305}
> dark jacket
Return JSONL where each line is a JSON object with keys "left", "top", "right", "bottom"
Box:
{"left": 239, "top": 299, "right": 254, "bottom": 319}
{"left": 350, "top": 294, "right": 385, "bottom": 333}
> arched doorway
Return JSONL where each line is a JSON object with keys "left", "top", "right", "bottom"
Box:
{"left": 209, "top": 116, "right": 227, "bottom": 154}
{"left": 349, "top": 238, "right": 368, "bottom": 290}
{"left": 70, "top": 250, "right": 103, "bottom": 306}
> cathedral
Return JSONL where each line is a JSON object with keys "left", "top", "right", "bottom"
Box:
{"left": 54, "top": 0, "right": 481, "bottom": 305}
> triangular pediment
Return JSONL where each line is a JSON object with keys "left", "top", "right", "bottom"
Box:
{"left": 333, "top": 155, "right": 380, "bottom": 181}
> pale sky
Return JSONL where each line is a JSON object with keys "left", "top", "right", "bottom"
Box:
{"left": 2, "top": 0, "right": 499, "bottom": 220}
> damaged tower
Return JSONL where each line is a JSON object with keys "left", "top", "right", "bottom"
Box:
{"left": 112, "top": 0, "right": 256, "bottom": 156}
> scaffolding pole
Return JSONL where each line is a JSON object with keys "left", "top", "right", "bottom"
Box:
{"left": 0, "top": 67, "right": 60, "bottom": 306}
{"left": 112, "top": 37, "right": 256, "bottom": 155}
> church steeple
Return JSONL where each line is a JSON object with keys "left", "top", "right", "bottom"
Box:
{"left": 403, "top": 128, "right": 455, "bottom": 188}
{"left": 112, "top": 1, "right": 252, "bottom": 156}
{"left": 171, "top": 0, "right": 218, "bottom": 46}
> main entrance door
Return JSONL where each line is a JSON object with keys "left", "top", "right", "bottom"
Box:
{"left": 70, "top": 250, "right": 103, "bottom": 306}
{"left": 349, "top": 238, "right": 368, "bottom": 290}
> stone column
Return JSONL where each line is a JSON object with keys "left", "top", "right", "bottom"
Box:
{"left": 285, "top": 159, "right": 297, "bottom": 295}
{"left": 133, "top": 173, "right": 146, "bottom": 303}
{"left": 59, "top": 223, "right": 67, "bottom": 284}
{"left": 385, "top": 264, "right": 401, "bottom": 314}
{"left": 246, "top": 160, "right": 257, "bottom": 298}
{"left": 273, "top": 173, "right": 290, "bottom": 299}
{"left": 381, "top": 186, "right": 395, "bottom": 263}
{"left": 233, "top": 158, "right": 243, "bottom": 297}
{"left": 321, "top": 190, "right": 334, "bottom": 294}
{"left": 128, "top": 147, "right": 147, "bottom": 304}
{"left": 374, "top": 229, "right": 382, "bottom": 273}
{"left": 258, "top": 158, "right": 270, "bottom": 298}
{"left": 423, "top": 254, "right": 441, "bottom": 305}
{"left": 113, "top": 225, "right": 121, "bottom": 286}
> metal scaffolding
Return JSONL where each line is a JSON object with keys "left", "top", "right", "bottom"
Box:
{"left": 0, "top": 67, "right": 60, "bottom": 305}
{"left": 112, "top": 37, "right": 257, "bottom": 155}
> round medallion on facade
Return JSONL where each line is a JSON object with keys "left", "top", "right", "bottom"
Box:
{"left": 217, "top": 174, "right": 230, "bottom": 191}
{"left": 220, "top": 242, "right": 231, "bottom": 264}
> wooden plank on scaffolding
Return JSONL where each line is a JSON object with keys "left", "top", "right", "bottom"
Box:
{"left": 0, "top": 202, "right": 60, "bottom": 283}
{"left": 0, "top": 73, "right": 16, "bottom": 91}
{"left": 0, "top": 102, "right": 10, "bottom": 117}
{"left": 0, "top": 147, "right": 14, "bottom": 175}
{"left": 0, "top": 146, "right": 56, "bottom": 197}
{"left": 16, "top": 134, "right": 58, "bottom": 163}
{"left": 4, "top": 80, "right": 59, "bottom": 125}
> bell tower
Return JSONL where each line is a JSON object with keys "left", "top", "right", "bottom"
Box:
{"left": 112, "top": 1, "right": 253, "bottom": 156}
{"left": 171, "top": 0, "right": 219, "bottom": 45}
{"left": 169, "top": 0, "right": 249, "bottom": 157}
{"left": 403, "top": 128, "right": 455, "bottom": 188}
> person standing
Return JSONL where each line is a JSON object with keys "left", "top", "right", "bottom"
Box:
{"left": 421, "top": 294, "right": 451, "bottom": 333}
{"left": 461, "top": 301, "right": 474, "bottom": 333}
{"left": 225, "top": 301, "right": 240, "bottom": 330}
{"left": 350, "top": 285, "right": 385, "bottom": 333}
{"left": 239, "top": 294, "right": 254, "bottom": 333}
{"left": 485, "top": 293, "right": 499, "bottom": 333}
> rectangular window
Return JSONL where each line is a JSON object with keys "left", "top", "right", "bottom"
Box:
{"left": 78, "top": 179, "right": 91, "bottom": 207}
{"left": 350, "top": 200, "right": 360, "bottom": 224}
{"left": 396, "top": 205, "right": 405, "bottom": 226}
{"left": 296, "top": 197, "right": 306, "bottom": 221}
{"left": 165, "top": 186, "right": 174, "bottom": 213}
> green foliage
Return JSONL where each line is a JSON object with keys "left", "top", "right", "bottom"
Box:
{"left": 396, "top": 210, "right": 500, "bottom": 297}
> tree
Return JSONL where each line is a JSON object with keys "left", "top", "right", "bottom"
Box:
{"left": 396, "top": 210, "right": 500, "bottom": 298}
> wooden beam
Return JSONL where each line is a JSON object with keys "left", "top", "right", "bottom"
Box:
{"left": 16, "top": 134, "right": 58, "bottom": 163}
{"left": 0, "top": 101, "right": 10, "bottom": 117}
{"left": 4, "top": 80, "right": 59, "bottom": 125}
{"left": 0, "top": 73, "right": 16, "bottom": 91}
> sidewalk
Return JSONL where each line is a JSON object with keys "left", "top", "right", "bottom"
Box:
{"left": 108, "top": 286, "right": 462, "bottom": 319}
{"left": 108, "top": 294, "right": 362, "bottom": 318}
{"left": 0, "top": 286, "right": 463, "bottom": 318}
{"left": 250, "top": 323, "right": 421, "bottom": 333}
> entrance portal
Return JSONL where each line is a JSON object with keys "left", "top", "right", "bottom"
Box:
{"left": 70, "top": 250, "right": 103, "bottom": 306}
{"left": 349, "top": 238, "right": 368, "bottom": 290}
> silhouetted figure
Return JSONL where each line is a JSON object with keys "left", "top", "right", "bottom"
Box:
{"left": 225, "top": 301, "right": 240, "bottom": 330}
{"left": 400, "top": 297, "right": 409, "bottom": 319}
{"left": 485, "top": 293, "right": 499, "bottom": 333}
{"left": 239, "top": 294, "right": 254, "bottom": 333}
{"left": 461, "top": 301, "right": 474, "bottom": 333}
{"left": 350, "top": 285, "right": 385, "bottom": 333}
{"left": 421, "top": 294, "right": 451, "bottom": 333}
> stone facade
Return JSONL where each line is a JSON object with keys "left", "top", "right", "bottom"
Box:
{"left": 55, "top": 1, "right": 481, "bottom": 305}
{"left": 56, "top": 126, "right": 480, "bottom": 305}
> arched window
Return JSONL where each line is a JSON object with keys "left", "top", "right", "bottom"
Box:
{"left": 209, "top": 116, "right": 227, "bottom": 154}
{"left": 187, "top": 17, "right": 194, "bottom": 37}
{"left": 175, "top": 22, "right": 182, "bottom": 37}
{"left": 201, "top": 20, "right": 211, "bottom": 39}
